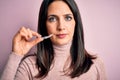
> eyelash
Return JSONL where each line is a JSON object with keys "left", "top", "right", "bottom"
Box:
{"left": 65, "top": 16, "right": 72, "bottom": 21}
{"left": 48, "top": 17, "right": 57, "bottom": 22}
{"left": 48, "top": 15, "right": 72, "bottom": 22}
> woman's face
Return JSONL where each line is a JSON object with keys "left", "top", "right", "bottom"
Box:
{"left": 46, "top": 1, "right": 75, "bottom": 45}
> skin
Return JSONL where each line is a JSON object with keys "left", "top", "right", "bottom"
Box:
{"left": 46, "top": 1, "right": 75, "bottom": 45}
{"left": 12, "top": 27, "right": 43, "bottom": 55}
{"left": 12, "top": 1, "right": 75, "bottom": 56}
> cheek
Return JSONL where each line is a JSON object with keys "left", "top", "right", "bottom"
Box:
{"left": 68, "top": 23, "right": 75, "bottom": 36}
{"left": 46, "top": 23, "right": 54, "bottom": 34}
{"left": 46, "top": 27, "right": 52, "bottom": 34}
{"left": 47, "top": 28, "right": 56, "bottom": 35}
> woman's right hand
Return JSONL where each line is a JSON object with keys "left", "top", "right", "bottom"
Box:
{"left": 12, "top": 27, "right": 43, "bottom": 56}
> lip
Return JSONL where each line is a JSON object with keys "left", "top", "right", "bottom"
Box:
{"left": 56, "top": 34, "right": 67, "bottom": 39}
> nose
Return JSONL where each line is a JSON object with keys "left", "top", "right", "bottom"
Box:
{"left": 57, "top": 19, "right": 65, "bottom": 31}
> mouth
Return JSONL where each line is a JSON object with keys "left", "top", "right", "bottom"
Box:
{"left": 56, "top": 34, "right": 67, "bottom": 39}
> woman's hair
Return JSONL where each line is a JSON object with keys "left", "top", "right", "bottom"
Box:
{"left": 37, "top": 0, "right": 96, "bottom": 78}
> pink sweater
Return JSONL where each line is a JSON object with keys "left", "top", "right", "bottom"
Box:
{"left": 1, "top": 43, "right": 107, "bottom": 80}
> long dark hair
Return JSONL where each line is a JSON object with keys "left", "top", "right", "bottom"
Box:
{"left": 37, "top": 0, "right": 96, "bottom": 78}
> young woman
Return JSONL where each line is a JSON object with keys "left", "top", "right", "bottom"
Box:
{"left": 1, "top": 0, "right": 107, "bottom": 80}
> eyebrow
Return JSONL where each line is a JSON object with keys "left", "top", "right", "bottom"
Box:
{"left": 64, "top": 14, "right": 73, "bottom": 16}
{"left": 47, "top": 13, "right": 73, "bottom": 17}
{"left": 47, "top": 15, "right": 57, "bottom": 17}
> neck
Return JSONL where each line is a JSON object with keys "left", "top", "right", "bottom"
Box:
{"left": 52, "top": 41, "right": 72, "bottom": 71}
{"left": 53, "top": 41, "right": 72, "bottom": 57}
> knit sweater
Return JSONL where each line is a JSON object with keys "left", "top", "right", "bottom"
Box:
{"left": 1, "top": 43, "right": 107, "bottom": 80}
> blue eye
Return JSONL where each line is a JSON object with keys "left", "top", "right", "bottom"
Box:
{"left": 65, "top": 16, "right": 72, "bottom": 21}
{"left": 48, "top": 17, "right": 57, "bottom": 22}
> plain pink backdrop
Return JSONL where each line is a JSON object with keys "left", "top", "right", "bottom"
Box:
{"left": 0, "top": 0, "right": 120, "bottom": 80}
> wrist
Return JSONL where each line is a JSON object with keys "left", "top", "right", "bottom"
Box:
{"left": 12, "top": 50, "right": 25, "bottom": 56}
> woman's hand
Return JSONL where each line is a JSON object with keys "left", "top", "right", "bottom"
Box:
{"left": 12, "top": 27, "right": 43, "bottom": 56}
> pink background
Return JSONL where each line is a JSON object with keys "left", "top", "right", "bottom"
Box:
{"left": 0, "top": 0, "right": 120, "bottom": 80}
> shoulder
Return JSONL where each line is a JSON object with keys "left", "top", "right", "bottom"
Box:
{"left": 88, "top": 52, "right": 105, "bottom": 69}
{"left": 21, "top": 54, "right": 37, "bottom": 64}
{"left": 92, "top": 55, "right": 105, "bottom": 69}
{"left": 18, "top": 54, "right": 39, "bottom": 77}
{"left": 91, "top": 53, "right": 107, "bottom": 80}
{"left": 88, "top": 52, "right": 105, "bottom": 66}
{"left": 19, "top": 54, "right": 37, "bottom": 70}
{"left": 88, "top": 52, "right": 106, "bottom": 73}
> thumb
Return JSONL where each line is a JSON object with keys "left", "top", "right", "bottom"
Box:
{"left": 29, "top": 37, "right": 43, "bottom": 47}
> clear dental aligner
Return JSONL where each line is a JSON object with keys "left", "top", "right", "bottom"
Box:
{"left": 42, "top": 34, "right": 53, "bottom": 40}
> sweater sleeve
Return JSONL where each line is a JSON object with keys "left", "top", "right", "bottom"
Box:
{"left": 14, "top": 57, "right": 33, "bottom": 80}
{"left": 14, "top": 55, "right": 38, "bottom": 80}
{"left": 1, "top": 52, "right": 24, "bottom": 80}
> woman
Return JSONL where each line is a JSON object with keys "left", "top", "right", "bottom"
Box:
{"left": 1, "top": 0, "right": 107, "bottom": 80}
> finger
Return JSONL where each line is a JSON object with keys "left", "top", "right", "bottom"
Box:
{"left": 26, "top": 28, "right": 42, "bottom": 41}
{"left": 19, "top": 27, "right": 31, "bottom": 40}
{"left": 26, "top": 28, "right": 33, "bottom": 38}
{"left": 20, "top": 27, "right": 28, "bottom": 35}
{"left": 13, "top": 27, "right": 27, "bottom": 42}
{"left": 20, "top": 31, "right": 29, "bottom": 40}
{"left": 29, "top": 37, "right": 43, "bottom": 47}
{"left": 30, "top": 30, "right": 42, "bottom": 38}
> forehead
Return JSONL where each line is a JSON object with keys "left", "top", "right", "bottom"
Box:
{"left": 47, "top": 1, "right": 73, "bottom": 15}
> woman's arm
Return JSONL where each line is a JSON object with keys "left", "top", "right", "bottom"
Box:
{"left": 1, "top": 52, "right": 24, "bottom": 80}
{"left": 1, "top": 27, "right": 43, "bottom": 80}
{"left": 14, "top": 55, "right": 38, "bottom": 80}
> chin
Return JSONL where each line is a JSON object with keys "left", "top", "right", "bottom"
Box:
{"left": 53, "top": 40, "right": 72, "bottom": 46}
{"left": 57, "top": 42, "right": 68, "bottom": 46}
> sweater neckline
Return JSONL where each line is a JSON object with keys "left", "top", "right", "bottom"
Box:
{"left": 53, "top": 41, "right": 72, "bottom": 57}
